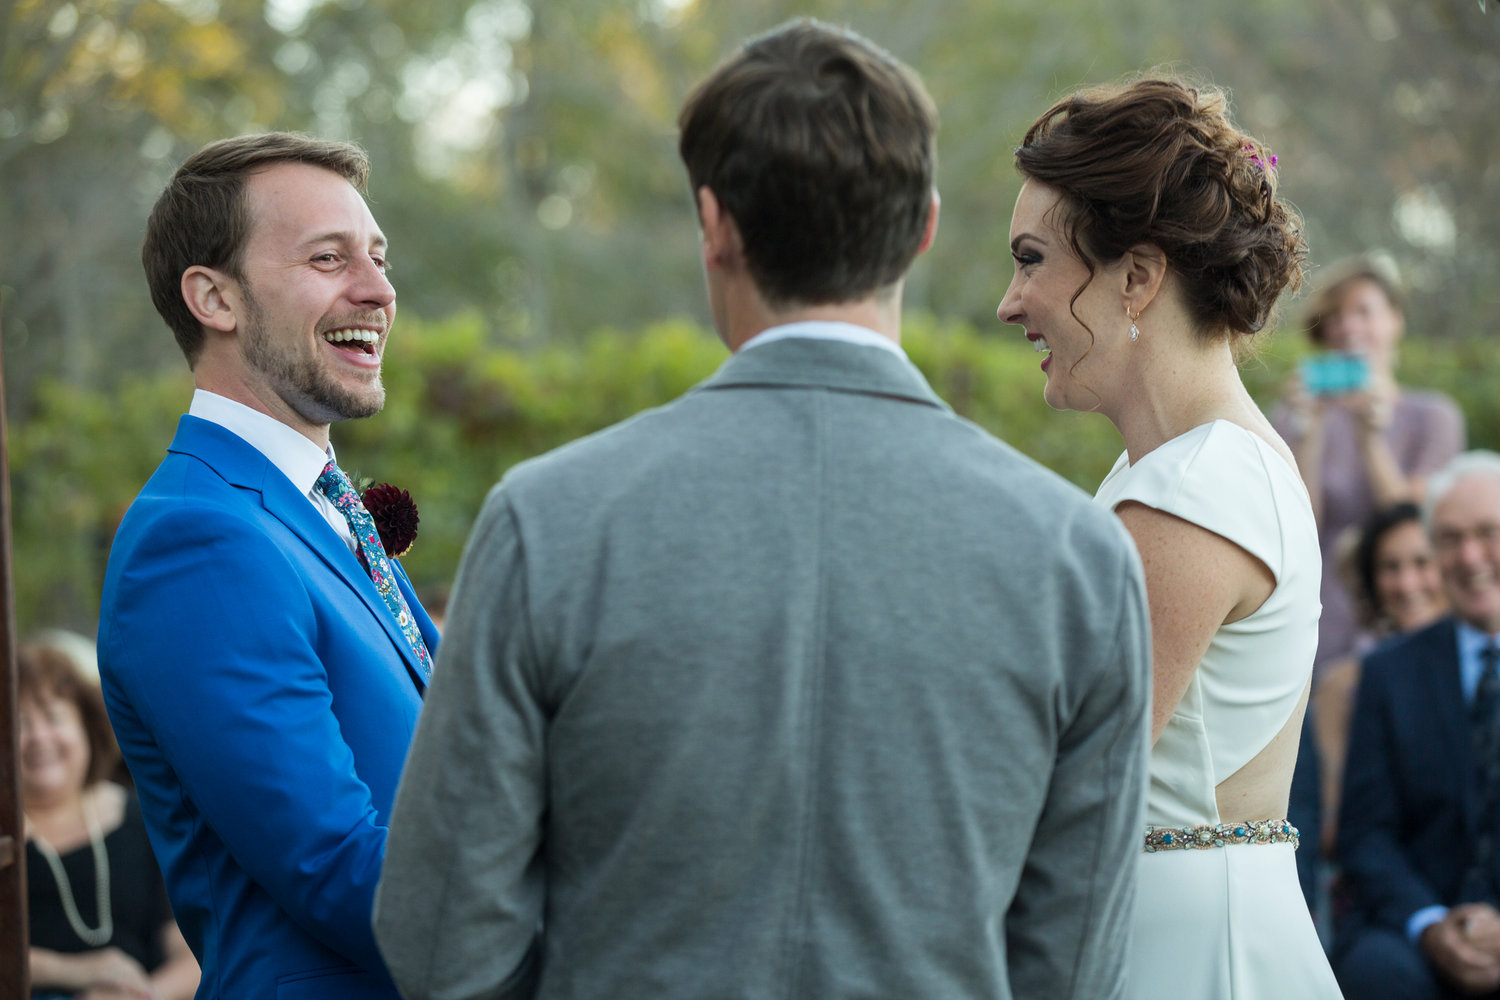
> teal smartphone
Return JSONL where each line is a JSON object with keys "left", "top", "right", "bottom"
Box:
{"left": 1300, "top": 352, "right": 1370, "bottom": 396}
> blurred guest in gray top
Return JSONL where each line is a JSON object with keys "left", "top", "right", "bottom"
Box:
{"left": 374, "top": 18, "right": 1152, "bottom": 1000}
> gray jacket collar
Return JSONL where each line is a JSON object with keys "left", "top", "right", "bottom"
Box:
{"left": 694, "top": 336, "right": 950, "bottom": 412}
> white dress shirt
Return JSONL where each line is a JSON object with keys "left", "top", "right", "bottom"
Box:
{"left": 188, "top": 390, "right": 356, "bottom": 551}
{"left": 738, "top": 320, "right": 908, "bottom": 360}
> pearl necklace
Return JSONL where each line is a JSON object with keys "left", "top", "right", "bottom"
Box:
{"left": 29, "top": 794, "right": 113, "bottom": 947}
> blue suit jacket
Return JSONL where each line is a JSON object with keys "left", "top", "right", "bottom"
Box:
{"left": 1338, "top": 617, "right": 1492, "bottom": 939}
{"left": 98, "top": 415, "right": 435, "bottom": 999}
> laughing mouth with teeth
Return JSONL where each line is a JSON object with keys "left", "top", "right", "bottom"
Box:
{"left": 323, "top": 328, "right": 381, "bottom": 356}
{"left": 1031, "top": 335, "right": 1049, "bottom": 354}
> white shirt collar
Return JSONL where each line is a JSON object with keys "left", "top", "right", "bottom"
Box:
{"left": 738, "top": 320, "right": 907, "bottom": 360}
{"left": 188, "top": 390, "right": 335, "bottom": 494}
{"left": 1455, "top": 619, "right": 1500, "bottom": 701}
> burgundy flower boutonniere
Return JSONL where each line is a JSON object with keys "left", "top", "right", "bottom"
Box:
{"left": 360, "top": 483, "right": 420, "bottom": 559}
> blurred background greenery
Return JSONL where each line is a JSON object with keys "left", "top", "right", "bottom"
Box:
{"left": 2, "top": 0, "right": 1497, "bottom": 632}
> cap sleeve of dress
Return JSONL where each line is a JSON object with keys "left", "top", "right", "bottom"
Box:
{"left": 1094, "top": 421, "right": 1300, "bottom": 584}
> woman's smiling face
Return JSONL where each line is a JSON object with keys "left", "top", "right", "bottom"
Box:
{"left": 1372, "top": 518, "right": 1445, "bottom": 633}
{"left": 1321, "top": 277, "right": 1403, "bottom": 377}
{"left": 19, "top": 689, "right": 92, "bottom": 808}
{"left": 997, "top": 179, "right": 1131, "bottom": 413}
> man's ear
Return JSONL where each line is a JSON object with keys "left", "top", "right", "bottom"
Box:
{"left": 916, "top": 189, "right": 941, "bottom": 255}
{"left": 1122, "top": 244, "right": 1167, "bottom": 317}
{"left": 697, "top": 187, "right": 743, "bottom": 273}
{"left": 182, "top": 266, "right": 239, "bottom": 334}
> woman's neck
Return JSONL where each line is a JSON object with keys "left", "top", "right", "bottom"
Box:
{"left": 26, "top": 783, "right": 122, "bottom": 855}
{"left": 1108, "top": 335, "right": 1255, "bottom": 464}
{"left": 26, "top": 785, "right": 89, "bottom": 847}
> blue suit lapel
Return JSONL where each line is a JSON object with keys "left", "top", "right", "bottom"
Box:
{"left": 261, "top": 470, "right": 430, "bottom": 693}
{"left": 168, "top": 416, "right": 429, "bottom": 693}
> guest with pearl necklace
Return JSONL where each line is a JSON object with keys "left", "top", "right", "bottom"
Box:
{"left": 20, "top": 640, "right": 198, "bottom": 1000}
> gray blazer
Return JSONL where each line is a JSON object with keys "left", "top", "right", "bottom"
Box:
{"left": 375, "top": 337, "right": 1151, "bottom": 1000}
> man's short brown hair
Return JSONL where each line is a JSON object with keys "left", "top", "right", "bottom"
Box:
{"left": 142, "top": 132, "right": 370, "bottom": 365}
{"left": 678, "top": 19, "right": 937, "bottom": 308}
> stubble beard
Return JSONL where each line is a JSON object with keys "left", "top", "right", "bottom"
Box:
{"left": 240, "top": 284, "right": 386, "bottom": 426}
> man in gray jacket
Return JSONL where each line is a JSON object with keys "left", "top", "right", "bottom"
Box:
{"left": 375, "top": 19, "right": 1151, "bottom": 1000}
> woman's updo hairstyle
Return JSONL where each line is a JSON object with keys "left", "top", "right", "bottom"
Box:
{"left": 1014, "top": 76, "right": 1307, "bottom": 339}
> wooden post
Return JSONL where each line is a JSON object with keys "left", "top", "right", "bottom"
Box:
{"left": 0, "top": 308, "right": 28, "bottom": 996}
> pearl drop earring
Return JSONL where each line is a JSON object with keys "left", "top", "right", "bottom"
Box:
{"left": 1127, "top": 307, "right": 1140, "bottom": 343}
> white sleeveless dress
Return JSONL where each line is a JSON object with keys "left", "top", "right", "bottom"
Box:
{"left": 1095, "top": 420, "right": 1341, "bottom": 999}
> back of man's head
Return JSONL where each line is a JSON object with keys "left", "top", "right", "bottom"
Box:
{"left": 677, "top": 19, "right": 937, "bottom": 310}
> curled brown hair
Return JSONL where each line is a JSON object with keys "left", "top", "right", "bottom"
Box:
{"left": 143, "top": 132, "right": 371, "bottom": 365}
{"left": 18, "top": 643, "right": 120, "bottom": 787}
{"left": 1015, "top": 76, "right": 1307, "bottom": 340}
{"left": 678, "top": 18, "right": 937, "bottom": 308}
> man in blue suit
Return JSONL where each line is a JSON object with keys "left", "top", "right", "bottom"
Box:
{"left": 1337, "top": 451, "right": 1500, "bottom": 999}
{"left": 98, "top": 133, "right": 436, "bottom": 999}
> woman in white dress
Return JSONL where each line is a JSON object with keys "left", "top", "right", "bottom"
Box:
{"left": 997, "top": 77, "right": 1342, "bottom": 997}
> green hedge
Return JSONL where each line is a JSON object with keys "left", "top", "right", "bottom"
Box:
{"left": 12, "top": 313, "right": 1495, "bottom": 633}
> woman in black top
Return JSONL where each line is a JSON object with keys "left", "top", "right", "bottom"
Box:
{"left": 20, "top": 641, "right": 198, "bottom": 999}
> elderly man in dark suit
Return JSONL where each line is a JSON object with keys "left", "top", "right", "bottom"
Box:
{"left": 1337, "top": 450, "right": 1500, "bottom": 999}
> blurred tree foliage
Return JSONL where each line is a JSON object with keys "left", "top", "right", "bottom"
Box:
{"left": 12, "top": 312, "right": 1497, "bottom": 633}
{"left": 1, "top": 0, "right": 1496, "bottom": 630}
{"left": 3, "top": 0, "right": 1496, "bottom": 399}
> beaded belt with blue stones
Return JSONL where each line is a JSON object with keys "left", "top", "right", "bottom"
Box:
{"left": 1143, "top": 819, "right": 1299, "bottom": 853}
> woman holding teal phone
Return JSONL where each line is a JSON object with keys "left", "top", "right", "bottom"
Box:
{"left": 1274, "top": 256, "right": 1465, "bottom": 674}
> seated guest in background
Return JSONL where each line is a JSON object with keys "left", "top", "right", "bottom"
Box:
{"left": 1336, "top": 451, "right": 1500, "bottom": 999}
{"left": 1314, "top": 502, "right": 1447, "bottom": 854}
{"left": 21, "top": 641, "right": 199, "bottom": 1000}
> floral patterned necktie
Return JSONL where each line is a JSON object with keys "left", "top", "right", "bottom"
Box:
{"left": 315, "top": 462, "right": 432, "bottom": 681}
